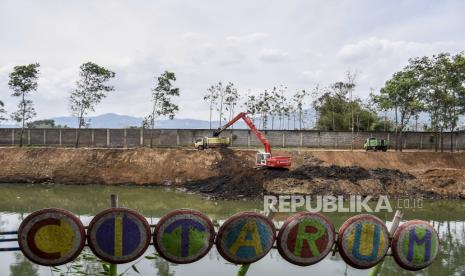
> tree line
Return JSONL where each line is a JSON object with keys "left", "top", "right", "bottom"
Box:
{"left": 1, "top": 51, "right": 464, "bottom": 151}
{"left": 1, "top": 62, "right": 180, "bottom": 148}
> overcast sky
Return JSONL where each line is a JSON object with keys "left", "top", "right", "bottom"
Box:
{"left": 0, "top": 0, "right": 464, "bottom": 121}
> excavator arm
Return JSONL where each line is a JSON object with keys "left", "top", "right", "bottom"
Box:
{"left": 213, "top": 112, "right": 271, "bottom": 153}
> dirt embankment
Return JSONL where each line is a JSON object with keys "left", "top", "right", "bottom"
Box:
{"left": 0, "top": 147, "right": 464, "bottom": 200}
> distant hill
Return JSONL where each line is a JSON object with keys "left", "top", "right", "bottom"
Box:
{"left": 50, "top": 113, "right": 249, "bottom": 129}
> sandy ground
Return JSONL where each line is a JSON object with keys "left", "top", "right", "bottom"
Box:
{"left": 0, "top": 147, "right": 464, "bottom": 199}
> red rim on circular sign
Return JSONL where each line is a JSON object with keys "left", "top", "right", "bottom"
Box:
{"left": 87, "top": 208, "right": 151, "bottom": 264}
{"left": 337, "top": 214, "right": 390, "bottom": 269}
{"left": 277, "top": 212, "right": 335, "bottom": 266}
{"left": 18, "top": 208, "right": 85, "bottom": 266}
{"left": 391, "top": 220, "right": 439, "bottom": 271}
{"left": 153, "top": 209, "right": 215, "bottom": 264}
{"left": 215, "top": 211, "right": 276, "bottom": 265}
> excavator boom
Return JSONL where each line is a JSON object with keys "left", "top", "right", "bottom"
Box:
{"left": 213, "top": 112, "right": 291, "bottom": 168}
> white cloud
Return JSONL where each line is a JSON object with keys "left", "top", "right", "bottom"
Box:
{"left": 337, "top": 37, "right": 457, "bottom": 62}
{"left": 258, "top": 48, "right": 289, "bottom": 62}
{"left": 226, "top": 32, "right": 269, "bottom": 43}
{"left": 0, "top": 1, "right": 464, "bottom": 120}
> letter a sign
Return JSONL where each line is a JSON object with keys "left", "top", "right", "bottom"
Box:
{"left": 216, "top": 212, "right": 276, "bottom": 264}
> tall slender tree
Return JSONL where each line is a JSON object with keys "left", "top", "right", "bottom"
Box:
{"left": 224, "top": 82, "right": 239, "bottom": 123}
{"left": 145, "top": 71, "right": 180, "bottom": 148}
{"left": 203, "top": 85, "right": 218, "bottom": 129}
{"left": 8, "top": 63, "right": 40, "bottom": 147}
{"left": 0, "top": 100, "right": 6, "bottom": 123}
{"left": 69, "top": 62, "right": 115, "bottom": 148}
{"left": 292, "top": 89, "right": 307, "bottom": 130}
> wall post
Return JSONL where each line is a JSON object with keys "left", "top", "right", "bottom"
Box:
{"left": 43, "top": 129, "right": 46, "bottom": 145}
{"left": 12, "top": 129, "right": 14, "bottom": 145}
{"left": 300, "top": 132, "right": 303, "bottom": 147}
{"left": 59, "top": 129, "right": 62, "bottom": 146}
{"left": 282, "top": 133, "right": 285, "bottom": 147}
{"left": 91, "top": 129, "right": 95, "bottom": 147}
{"left": 28, "top": 129, "right": 31, "bottom": 145}
{"left": 124, "top": 129, "right": 127, "bottom": 148}
{"left": 106, "top": 129, "right": 110, "bottom": 147}
{"left": 140, "top": 128, "right": 144, "bottom": 147}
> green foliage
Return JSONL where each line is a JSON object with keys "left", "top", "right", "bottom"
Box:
{"left": 0, "top": 100, "right": 6, "bottom": 123}
{"left": 69, "top": 62, "right": 115, "bottom": 147}
{"left": 70, "top": 62, "right": 116, "bottom": 128}
{"left": 27, "top": 119, "right": 56, "bottom": 128}
{"left": 144, "top": 71, "right": 180, "bottom": 129}
{"left": 314, "top": 88, "right": 380, "bottom": 131}
{"left": 202, "top": 81, "right": 238, "bottom": 127}
{"left": 8, "top": 63, "right": 40, "bottom": 146}
{"left": 372, "top": 52, "right": 465, "bottom": 151}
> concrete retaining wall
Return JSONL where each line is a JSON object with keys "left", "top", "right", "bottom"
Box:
{"left": 0, "top": 128, "right": 461, "bottom": 150}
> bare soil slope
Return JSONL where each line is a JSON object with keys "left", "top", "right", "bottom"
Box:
{"left": 0, "top": 148, "right": 463, "bottom": 199}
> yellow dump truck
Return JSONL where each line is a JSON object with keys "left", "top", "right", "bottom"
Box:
{"left": 194, "top": 136, "right": 230, "bottom": 150}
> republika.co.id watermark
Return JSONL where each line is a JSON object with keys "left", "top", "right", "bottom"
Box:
{"left": 264, "top": 195, "right": 423, "bottom": 213}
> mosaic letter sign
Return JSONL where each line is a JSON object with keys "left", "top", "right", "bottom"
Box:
{"left": 391, "top": 220, "right": 439, "bottom": 271}
{"left": 153, "top": 209, "right": 215, "bottom": 264}
{"left": 337, "top": 214, "right": 390, "bottom": 269}
{"left": 87, "top": 208, "right": 151, "bottom": 264}
{"left": 18, "top": 208, "right": 85, "bottom": 266}
{"left": 216, "top": 212, "right": 276, "bottom": 264}
{"left": 277, "top": 212, "right": 335, "bottom": 266}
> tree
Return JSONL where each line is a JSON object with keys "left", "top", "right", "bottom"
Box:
{"left": 406, "top": 53, "right": 465, "bottom": 151}
{"left": 256, "top": 89, "right": 272, "bottom": 130}
{"left": 26, "top": 119, "right": 55, "bottom": 128}
{"left": 292, "top": 89, "right": 307, "bottom": 130}
{"left": 244, "top": 91, "right": 259, "bottom": 126}
{"left": 69, "top": 62, "right": 115, "bottom": 148}
{"left": 224, "top": 82, "right": 239, "bottom": 123}
{"left": 203, "top": 85, "right": 218, "bottom": 129}
{"left": 0, "top": 100, "right": 6, "bottom": 123}
{"left": 145, "top": 71, "right": 180, "bottom": 148}
{"left": 314, "top": 91, "right": 380, "bottom": 132}
{"left": 8, "top": 63, "right": 40, "bottom": 147}
{"left": 373, "top": 68, "right": 424, "bottom": 151}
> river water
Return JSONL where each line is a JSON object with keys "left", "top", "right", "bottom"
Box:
{"left": 0, "top": 183, "right": 463, "bottom": 275}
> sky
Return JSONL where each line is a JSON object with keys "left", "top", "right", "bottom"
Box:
{"left": 0, "top": 0, "right": 464, "bottom": 121}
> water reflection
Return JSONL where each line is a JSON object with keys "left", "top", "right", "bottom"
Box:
{"left": 152, "top": 257, "right": 176, "bottom": 276}
{"left": 9, "top": 252, "right": 38, "bottom": 276}
{"left": 0, "top": 183, "right": 464, "bottom": 275}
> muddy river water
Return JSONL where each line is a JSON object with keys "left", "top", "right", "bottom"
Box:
{"left": 0, "top": 184, "right": 464, "bottom": 275}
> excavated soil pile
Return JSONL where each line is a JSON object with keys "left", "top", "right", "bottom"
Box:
{"left": 183, "top": 155, "right": 416, "bottom": 199}
{"left": 0, "top": 147, "right": 464, "bottom": 199}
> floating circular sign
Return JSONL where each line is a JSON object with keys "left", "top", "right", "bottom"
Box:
{"left": 153, "top": 209, "right": 215, "bottom": 264}
{"left": 87, "top": 208, "right": 151, "bottom": 264}
{"left": 337, "top": 214, "right": 390, "bottom": 269}
{"left": 216, "top": 212, "right": 276, "bottom": 264}
{"left": 18, "top": 208, "right": 85, "bottom": 266}
{"left": 277, "top": 212, "right": 335, "bottom": 266}
{"left": 391, "top": 220, "right": 439, "bottom": 271}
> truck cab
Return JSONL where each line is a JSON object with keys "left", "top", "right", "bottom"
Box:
{"left": 364, "top": 137, "right": 389, "bottom": 152}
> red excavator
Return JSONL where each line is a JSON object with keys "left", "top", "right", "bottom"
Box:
{"left": 213, "top": 112, "right": 292, "bottom": 168}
